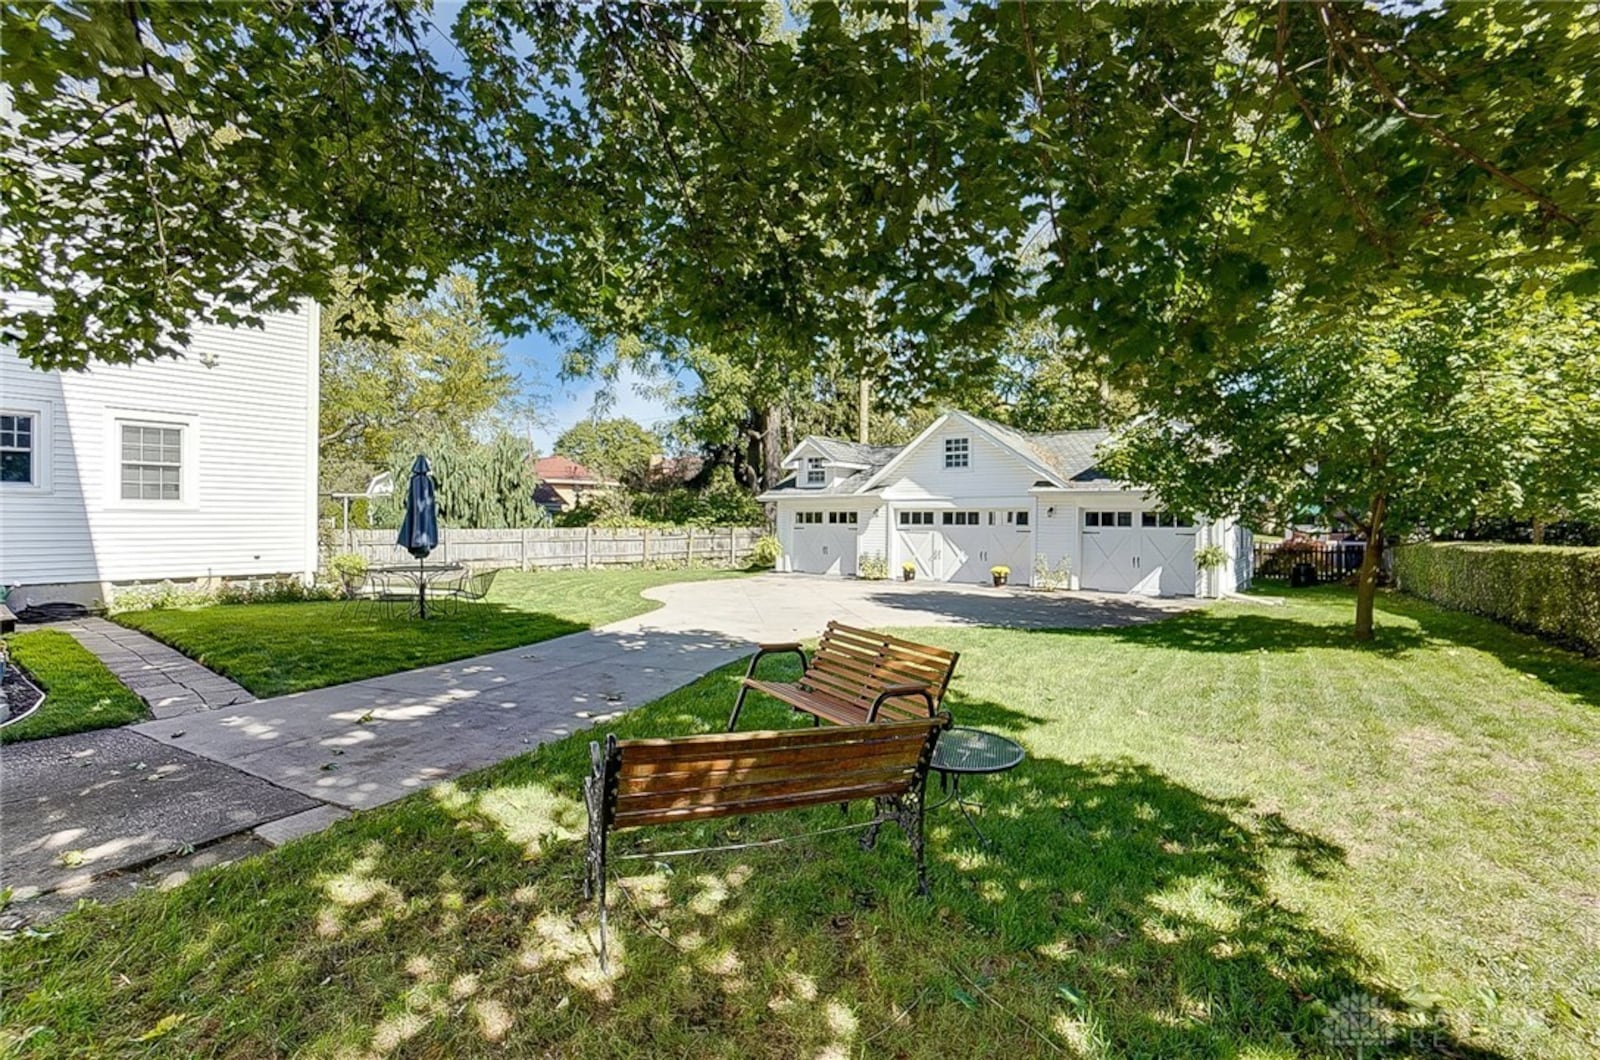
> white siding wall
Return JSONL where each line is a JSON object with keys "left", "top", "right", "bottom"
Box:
{"left": 1, "top": 301, "right": 319, "bottom": 601}
{"left": 857, "top": 502, "right": 890, "bottom": 568}
{"left": 878, "top": 423, "right": 1044, "bottom": 504}
{"left": 1033, "top": 499, "right": 1081, "bottom": 589}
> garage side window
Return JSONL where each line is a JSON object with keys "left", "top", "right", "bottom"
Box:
{"left": 795, "top": 511, "right": 823, "bottom": 525}
{"left": 827, "top": 511, "right": 858, "bottom": 525}
{"left": 943, "top": 437, "right": 970, "bottom": 469}
{"left": 898, "top": 511, "right": 934, "bottom": 526}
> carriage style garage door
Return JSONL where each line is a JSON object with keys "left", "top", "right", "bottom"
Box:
{"left": 1080, "top": 509, "right": 1196, "bottom": 595}
{"left": 896, "top": 509, "right": 1033, "bottom": 584}
{"left": 791, "top": 510, "right": 858, "bottom": 576}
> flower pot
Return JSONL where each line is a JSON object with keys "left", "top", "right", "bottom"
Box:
{"left": 992, "top": 573, "right": 1008, "bottom": 587}
{"left": 902, "top": 570, "right": 916, "bottom": 582}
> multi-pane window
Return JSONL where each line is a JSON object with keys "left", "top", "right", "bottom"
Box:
{"left": 805, "top": 457, "right": 826, "bottom": 486}
{"left": 1083, "top": 511, "right": 1132, "bottom": 527}
{"left": 1142, "top": 511, "right": 1195, "bottom": 528}
{"left": 940, "top": 511, "right": 979, "bottom": 526}
{"left": 897, "top": 510, "right": 935, "bottom": 526}
{"left": 1014, "top": 510, "right": 1029, "bottom": 527}
{"left": 826, "top": 511, "right": 858, "bottom": 525}
{"left": 0, "top": 413, "right": 34, "bottom": 485}
{"left": 121, "top": 424, "right": 183, "bottom": 501}
{"left": 943, "top": 437, "right": 970, "bottom": 469}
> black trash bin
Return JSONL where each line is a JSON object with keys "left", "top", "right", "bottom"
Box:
{"left": 1290, "top": 561, "right": 1318, "bottom": 588}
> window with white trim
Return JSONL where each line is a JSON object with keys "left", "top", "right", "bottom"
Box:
{"left": 795, "top": 510, "right": 823, "bottom": 525}
{"left": 0, "top": 413, "right": 35, "bottom": 485}
{"left": 827, "top": 511, "right": 858, "bottom": 525}
{"left": 897, "top": 510, "right": 935, "bottom": 526}
{"left": 120, "top": 424, "right": 184, "bottom": 501}
{"left": 804, "top": 457, "right": 826, "bottom": 486}
{"left": 943, "top": 437, "right": 970, "bottom": 469}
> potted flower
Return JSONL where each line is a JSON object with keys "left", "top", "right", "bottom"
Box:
{"left": 901, "top": 561, "right": 917, "bottom": 582}
{"left": 990, "top": 564, "right": 1010, "bottom": 588}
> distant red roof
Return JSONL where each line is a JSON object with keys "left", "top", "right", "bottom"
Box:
{"left": 533, "top": 456, "right": 613, "bottom": 484}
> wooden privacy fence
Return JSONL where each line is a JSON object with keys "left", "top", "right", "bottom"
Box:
{"left": 1250, "top": 541, "right": 1367, "bottom": 583}
{"left": 327, "top": 526, "right": 766, "bottom": 572}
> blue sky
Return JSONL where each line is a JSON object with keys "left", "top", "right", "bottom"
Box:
{"left": 502, "top": 330, "right": 680, "bottom": 455}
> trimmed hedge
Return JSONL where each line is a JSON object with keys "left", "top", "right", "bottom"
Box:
{"left": 1392, "top": 542, "right": 1600, "bottom": 655}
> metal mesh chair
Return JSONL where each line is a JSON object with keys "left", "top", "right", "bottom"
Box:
{"left": 440, "top": 567, "right": 501, "bottom": 615}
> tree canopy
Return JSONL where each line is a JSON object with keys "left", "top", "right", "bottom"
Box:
{"left": 319, "top": 272, "right": 518, "bottom": 490}
{"left": 1104, "top": 284, "right": 1600, "bottom": 638}
{"left": 552, "top": 417, "right": 661, "bottom": 488}
{"left": 7, "top": 1, "right": 1598, "bottom": 393}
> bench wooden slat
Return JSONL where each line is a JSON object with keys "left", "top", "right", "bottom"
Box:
{"left": 612, "top": 779, "right": 918, "bottom": 828}
{"left": 618, "top": 720, "right": 930, "bottom": 763}
{"left": 616, "top": 764, "right": 920, "bottom": 814}
{"left": 616, "top": 741, "right": 929, "bottom": 793}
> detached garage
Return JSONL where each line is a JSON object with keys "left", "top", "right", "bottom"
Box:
{"left": 762, "top": 412, "right": 1252, "bottom": 598}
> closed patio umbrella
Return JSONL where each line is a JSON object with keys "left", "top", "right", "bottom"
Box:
{"left": 397, "top": 455, "right": 439, "bottom": 617}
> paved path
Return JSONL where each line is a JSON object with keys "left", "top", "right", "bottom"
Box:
{"left": 4, "top": 577, "right": 1190, "bottom": 912}
{"left": 62, "top": 617, "right": 255, "bottom": 717}
{"left": 132, "top": 577, "right": 1190, "bottom": 809}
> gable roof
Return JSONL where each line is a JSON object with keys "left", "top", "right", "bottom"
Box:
{"left": 760, "top": 412, "right": 1125, "bottom": 501}
{"left": 533, "top": 455, "right": 617, "bottom": 485}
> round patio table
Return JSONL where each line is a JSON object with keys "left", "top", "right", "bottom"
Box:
{"left": 928, "top": 727, "right": 1025, "bottom": 847}
{"left": 368, "top": 562, "right": 466, "bottom": 619}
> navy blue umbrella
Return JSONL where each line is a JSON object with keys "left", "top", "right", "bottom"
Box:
{"left": 397, "top": 455, "right": 439, "bottom": 616}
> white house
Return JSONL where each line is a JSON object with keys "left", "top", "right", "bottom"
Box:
{"left": 1, "top": 298, "right": 320, "bottom": 608}
{"left": 759, "top": 410, "right": 1252, "bottom": 597}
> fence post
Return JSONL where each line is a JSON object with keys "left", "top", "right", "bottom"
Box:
{"left": 520, "top": 528, "right": 530, "bottom": 572}
{"left": 584, "top": 527, "right": 593, "bottom": 569}
{"left": 642, "top": 528, "right": 651, "bottom": 564}
{"left": 687, "top": 528, "right": 695, "bottom": 566}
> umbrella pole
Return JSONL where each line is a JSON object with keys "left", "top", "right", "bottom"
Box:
{"left": 418, "top": 556, "right": 427, "bottom": 619}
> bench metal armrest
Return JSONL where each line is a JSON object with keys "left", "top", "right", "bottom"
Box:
{"left": 727, "top": 643, "right": 811, "bottom": 730}
{"left": 868, "top": 682, "right": 936, "bottom": 722}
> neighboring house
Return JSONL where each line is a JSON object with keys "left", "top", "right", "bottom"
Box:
{"left": 0, "top": 297, "right": 320, "bottom": 608}
{"left": 758, "top": 410, "right": 1252, "bottom": 597}
{"left": 532, "top": 455, "right": 618, "bottom": 514}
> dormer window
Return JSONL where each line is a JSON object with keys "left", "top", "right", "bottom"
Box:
{"left": 944, "top": 437, "right": 970, "bottom": 469}
{"left": 805, "top": 457, "right": 826, "bottom": 486}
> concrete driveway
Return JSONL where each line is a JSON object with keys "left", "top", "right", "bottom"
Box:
{"left": 131, "top": 576, "right": 1192, "bottom": 811}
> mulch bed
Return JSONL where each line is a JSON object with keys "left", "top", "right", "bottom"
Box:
{"left": 1, "top": 661, "right": 45, "bottom": 726}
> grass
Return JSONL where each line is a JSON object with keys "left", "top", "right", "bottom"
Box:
{"left": 114, "top": 568, "right": 752, "bottom": 699}
{"left": 0, "top": 629, "right": 148, "bottom": 743}
{"left": 3, "top": 587, "right": 1597, "bottom": 1058}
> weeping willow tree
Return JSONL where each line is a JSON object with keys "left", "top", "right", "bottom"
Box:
{"left": 379, "top": 431, "right": 544, "bottom": 529}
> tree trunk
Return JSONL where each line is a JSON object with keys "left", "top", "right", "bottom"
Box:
{"left": 1531, "top": 517, "right": 1546, "bottom": 545}
{"left": 858, "top": 375, "right": 871, "bottom": 444}
{"left": 1353, "top": 493, "right": 1387, "bottom": 641}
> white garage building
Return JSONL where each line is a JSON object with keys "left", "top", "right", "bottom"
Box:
{"left": 760, "top": 411, "right": 1252, "bottom": 597}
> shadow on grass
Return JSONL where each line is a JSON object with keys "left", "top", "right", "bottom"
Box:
{"left": 1373, "top": 590, "right": 1600, "bottom": 711}
{"left": 1, "top": 664, "right": 1518, "bottom": 1057}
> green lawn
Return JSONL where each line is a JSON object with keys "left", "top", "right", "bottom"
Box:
{"left": 3, "top": 588, "right": 1596, "bottom": 1058}
{"left": 0, "top": 629, "right": 148, "bottom": 743}
{"left": 114, "top": 568, "right": 752, "bottom": 699}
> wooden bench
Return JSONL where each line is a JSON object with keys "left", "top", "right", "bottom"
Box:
{"left": 583, "top": 713, "right": 951, "bottom": 968}
{"left": 726, "top": 621, "right": 960, "bottom": 731}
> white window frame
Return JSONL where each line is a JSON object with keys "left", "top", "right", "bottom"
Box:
{"left": 943, "top": 436, "right": 971, "bottom": 470}
{"left": 804, "top": 456, "right": 826, "bottom": 487}
{"left": 0, "top": 403, "right": 51, "bottom": 492}
{"left": 105, "top": 409, "right": 199, "bottom": 510}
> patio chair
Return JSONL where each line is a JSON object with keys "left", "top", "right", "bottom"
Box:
{"left": 440, "top": 567, "right": 501, "bottom": 616}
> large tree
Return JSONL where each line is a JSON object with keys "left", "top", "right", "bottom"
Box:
{"left": 552, "top": 417, "right": 660, "bottom": 489}
{"left": 7, "top": 1, "right": 1598, "bottom": 392}
{"left": 1105, "top": 287, "right": 1600, "bottom": 640}
{"left": 320, "top": 273, "right": 517, "bottom": 490}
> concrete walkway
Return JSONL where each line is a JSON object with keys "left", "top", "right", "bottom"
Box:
{"left": 3, "top": 576, "right": 1189, "bottom": 913}
{"left": 62, "top": 617, "right": 255, "bottom": 717}
{"left": 132, "top": 576, "right": 1190, "bottom": 809}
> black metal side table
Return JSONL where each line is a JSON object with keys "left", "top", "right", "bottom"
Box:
{"left": 928, "top": 727, "right": 1025, "bottom": 846}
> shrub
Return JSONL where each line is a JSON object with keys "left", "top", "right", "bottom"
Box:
{"left": 325, "top": 552, "right": 369, "bottom": 596}
{"left": 749, "top": 535, "right": 781, "bottom": 569}
{"left": 1194, "top": 545, "right": 1228, "bottom": 571}
{"left": 1032, "top": 555, "right": 1072, "bottom": 591}
{"left": 857, "top": 553, "right": 889, "bottom": 580}
{"left": 109, "top": 580, "right": 216, "bottom": 613}
{"left": 216, "top": 577, "right": 337, "bottom": 605}
{"left": 1392, "top": 542, "right": 1600, "bottom": 655}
